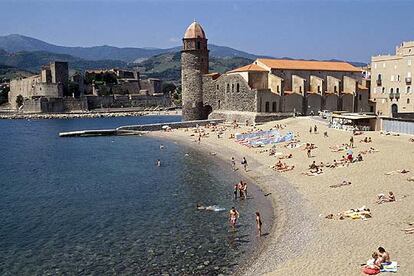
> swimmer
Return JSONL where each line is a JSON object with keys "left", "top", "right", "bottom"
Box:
{"left": 159, "top": 144, "right": 164, "bottom": 150}
{"left": 156, "top": 159, "right": 161, "bottom": 167}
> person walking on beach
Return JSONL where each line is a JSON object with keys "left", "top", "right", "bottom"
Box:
{"left": 198, "top": 133, "right": 201, "bottom": 144}
{"left": 255, "top": 212, "right": 263, "bottom": 236}
{"left": 314, "top": 125, "right": 317, "bottom": 133}
{"left": 233, "top": 183, "right": 238, "bottom": 200}
{"left": 231, "top": 157, "right": 236, "bottom": 171}
{"left": 238, "top": 181, "right": 244, "bottom": 199}
{"left": 350, "top": 136, "right": 354, "bottom": 148}
{"left": 229, "top": 207, "right": 240, "bottom": 228}
{"left": 309, "top": 126, "right": 312, "bottom": 134}
{"left": 241, "top": 157, "right": 248, "bottom": 171}
{"left": 307, "top": 148, "right": 311, "bottom": 158}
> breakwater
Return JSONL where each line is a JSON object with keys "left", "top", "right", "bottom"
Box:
{"left": 59, "top": 119, "right": 225, "bottom": 137}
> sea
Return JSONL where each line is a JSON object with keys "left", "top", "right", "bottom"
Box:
{"left": 0, "top": 115, "right": 272, "bottom": 275}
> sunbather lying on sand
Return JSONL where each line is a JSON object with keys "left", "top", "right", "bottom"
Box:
{"left": 408, "top": 176, "right": 414, "bottom": 182}
{"left": 385, "top": 169, "right": 410, "bottom": 175}
{"left": 278, "top": 153, "right": 293, "bottom": 159}
{"left": 278, "top": 165, "right": 295, "bottom": 172}
{"left": 302, "top": 168, "right": 323, "bottom": 176}
{"left": 376, "top": 191, "right": 395, "bottom": 204}
{"left": 330, "top": 180, "right": 352, "bottom": 188}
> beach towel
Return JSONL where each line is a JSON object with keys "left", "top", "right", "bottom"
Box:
{"left": 362, "top": 267, "right": 380, "bottom": 275}
{"left": 381, "top": 261, "right": 398, "bottom": 273}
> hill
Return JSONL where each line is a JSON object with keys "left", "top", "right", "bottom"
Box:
{"left": 135, "top": 52, "right": 253, "bottom": 82}
{"left": 0, "top": 34, "right": 260, "bottom": 63}
{"left": 0, "top": 49, "right": 127, "bottom": 72}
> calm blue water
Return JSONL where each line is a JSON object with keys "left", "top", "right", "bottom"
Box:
{"left": 0, "top": 116, "right": 272, "bottom": 275}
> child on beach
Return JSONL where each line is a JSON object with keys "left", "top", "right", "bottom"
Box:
{"left": 256, "top": 212, "right": 263, "bottom": 236}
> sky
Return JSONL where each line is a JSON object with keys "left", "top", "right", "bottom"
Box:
{"left": 0, "top": 0, "right": 413, "bottom": 62}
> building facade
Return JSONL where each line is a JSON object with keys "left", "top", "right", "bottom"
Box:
{"left": 371, "top": 41, "right": 414, "bottom": 117}
{"left": 181, "top": 22, "right": 371, "bottom": 122}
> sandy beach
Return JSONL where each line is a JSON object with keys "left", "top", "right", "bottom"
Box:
{"left": 151, "top": 117, "right": 414, "bottom": 275}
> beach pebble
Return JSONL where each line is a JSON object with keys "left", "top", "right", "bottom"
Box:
{"left": 203, "top": 261, "right": 210, "bottom": 265}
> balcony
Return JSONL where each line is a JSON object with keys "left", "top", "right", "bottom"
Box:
{"left": 406, "top": 77, "right": 412, "bottom": 84}
{"left": 376, "top": 79, "right": 382, "bottom": 86}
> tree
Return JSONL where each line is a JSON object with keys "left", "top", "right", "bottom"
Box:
{"left": 16, "top": 94, "right": 24, "bottom": 108}
{"left": 161, "top": 82, "right": 176, "bottom": 95}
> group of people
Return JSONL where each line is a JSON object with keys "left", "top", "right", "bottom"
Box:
{"left": 363, "top": 247, "right": 391, "bottom": 274}
{"left": 233, "top": 180, "right": 248, "bottom": 200}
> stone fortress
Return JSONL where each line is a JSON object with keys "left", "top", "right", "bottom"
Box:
{"left": 181, "top": 21, "right": 371, "bottom": 122}
{"left": 9, "top": 62, "right": 171, "bottom": 113}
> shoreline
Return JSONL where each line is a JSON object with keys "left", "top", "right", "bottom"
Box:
{"left": 148, "top": 129, "right": 317, "bottom": 275}
{"left": 148, "top": 117, "right": 414, "bottom": 275}
{"left": 0, "top": 109, "right": 181, "bottom": 120}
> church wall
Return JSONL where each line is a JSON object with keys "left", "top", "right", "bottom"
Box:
{"left": 256, "top": 90, "right": 282, "bottom": 112}
{"left": 283, "top": 93, "right": 303, "bottom": 113}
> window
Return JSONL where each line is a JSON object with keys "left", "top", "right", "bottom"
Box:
{"left": 272, "top": 102, "right": 277, "bottom": 112}
{"left": 265, "top": 102, "right": 270, "bottom": 113}
{"left": 317, "top": 85, "right": 321, "bottom": 93}
{"left": 197, "top": 41, "right": 201, "bottom": 49}
{"left": 218, "top": 100, "right": 221, "bottom": 109}
{"left": 396, "top": 88, "right": 400, "bottom": 94}
{"left": 408, "top": 86, "right": 411, "bottom": 93}
{"left": 216, "top": 84, "right": 219, "bottom": 90}
{"left": 231, "top": 84, "right": 234, "bottom": 92}
{"left": 334, "top": 86, "right": 337, "bottom": 93}
{"left": 299, "top": 86, "right": 302, "bottom": 93}
{"left": 277, "top": 85, "right": 280, "bottom": 93}
{"left": 407, "top": 98, "right": 410, "bottom": 104}
{"left": 358, "top": 94, "right": 362, "bottom": 101}
{"left": 226, "top": 83, "right": 230, "bottom": 92}
{"left": 382, "top": 87, "right": 385, "bottom": 93}
{"left": 377, "top": 74, "right": 382, "bottom": 80}
{"left": 236, "top": 83, "right": 240, "bottom": 92}
{"left": 390, "top": 88, "right": 394, "bottom": 94}
{"left": 398, "top": 75, "right": 401, "bottom": 81}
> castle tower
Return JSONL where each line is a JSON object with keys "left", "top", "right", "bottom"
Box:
{"left": 181, "top": 21, "right": 209, "bottom": 121}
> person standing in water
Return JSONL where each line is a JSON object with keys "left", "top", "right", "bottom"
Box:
{"left": 241, "top": 157, "right": 248, "bottom": 171}
{"left": 233, "top": 183, "right": 238, "bottom": 200}
{"left": 156, "top": 159, "right": 161, "bottom": 167}
{"left": 229, "top": 207, "right": 240, "bottom": 228}
{"left": 255, "top": 212, "right": 263, "bottom": 236}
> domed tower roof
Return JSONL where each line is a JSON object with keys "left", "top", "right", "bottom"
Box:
{"left": 184, "top": 21, "right": 206, "bottom": 39}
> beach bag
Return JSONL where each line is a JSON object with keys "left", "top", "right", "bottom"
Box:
{"left": 362, "top": 267, "right": 380, "bottom": 275}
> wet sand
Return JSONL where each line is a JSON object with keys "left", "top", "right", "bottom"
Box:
{"left": 150, "top": 116, "right": 414, "bottom": 275}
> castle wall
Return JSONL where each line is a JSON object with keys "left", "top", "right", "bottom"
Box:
{"left": 306, "top": 94, "right": 322, "bottom": 115}
{"left": 256, "top": 90, "right": 282, "bottom": 112}
{"left": 283, "top": 93, "right": 303, "bottom": 113}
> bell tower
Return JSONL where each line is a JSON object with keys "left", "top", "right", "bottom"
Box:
{"left": 181, "top": 21, "right": 209, "bottom": 121}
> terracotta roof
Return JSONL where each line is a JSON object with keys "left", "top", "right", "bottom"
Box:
{"left": 184, "top": 21, "right": 206, "bottom": 39}
{"left": 228, "top": 63, "right": 267, "bottom": 73}
{"left": 204, "top": 72, "right": 221, "bottom": 80}
{"left": 257, "top": 58, "right": 361, "bottom": 72}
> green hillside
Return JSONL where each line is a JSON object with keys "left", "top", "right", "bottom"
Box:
{"left": 0, "top": 50, "right": 127, "bottom": 73}
{"left": 135, "top": 52, "right": 253, "bottom": 82}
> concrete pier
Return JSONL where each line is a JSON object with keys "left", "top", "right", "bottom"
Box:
{"left": 59, "top": 119, "right": 224, "bottom": 137}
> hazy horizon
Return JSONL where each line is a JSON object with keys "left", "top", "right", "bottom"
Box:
{"left": 1, "top": 0, "right": 413, "bottom": 62}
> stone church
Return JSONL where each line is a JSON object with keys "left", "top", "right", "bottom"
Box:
{"left": 181, "top": 21, "right": 371, "bottom": 122}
